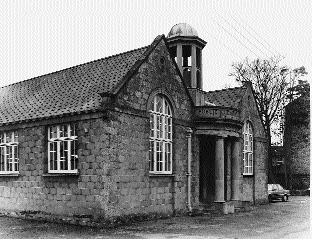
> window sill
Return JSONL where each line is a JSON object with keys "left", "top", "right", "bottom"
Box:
{"left": 42, "top": 173, "right": 79, "bottom": 177}
{"left": 0, "top": 173, "right": 20, "bottom": 177}
{"left": 149, "top": 173, "right": 175, "bottom": 177}
{"left": 242, "top": 174, "right": 254, "bottom": 177}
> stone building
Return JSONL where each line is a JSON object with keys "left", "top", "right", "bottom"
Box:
{"left": 0, "top": 23, "right": 268, "bottom": 221}
{"left": 284, "top": 93, "right": 310, "bottom": 190}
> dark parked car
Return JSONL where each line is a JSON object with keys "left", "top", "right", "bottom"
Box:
{"left": 268, "top": 184, "right": 290, "bottom": 202}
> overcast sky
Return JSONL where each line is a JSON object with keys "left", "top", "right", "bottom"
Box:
{"left": 0, "top": 0, "right": 311, "bottom": 91}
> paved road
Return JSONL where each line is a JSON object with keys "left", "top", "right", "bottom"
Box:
{"left": 0, "top": 196, "right": 310, "bottom": 239}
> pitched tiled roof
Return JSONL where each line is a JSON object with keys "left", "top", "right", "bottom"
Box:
{"left": 203, "top": 86, "right": 247, "bottom": 108}
{"left": 0, "top": 45, "right": 149, "bottom": 124}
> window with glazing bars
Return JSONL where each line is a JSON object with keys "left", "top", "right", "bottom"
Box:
{"left": 149, "top": 95, "right": 172, "bottom": 174}
{"left": 0, "top": 131, "right": 19, "bottom": 174}
{"left": 48, "top": 124, "right": 78, "bottom": 173}
{"left": 243, "top": 121, "right": 253, "bottom": 175}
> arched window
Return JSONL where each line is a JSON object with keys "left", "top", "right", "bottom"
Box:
{"left": 149, "top": 95, "right": 172, "bottom": 174}
{"left": 243, "top": 121, "right": 253, "bottom": 175}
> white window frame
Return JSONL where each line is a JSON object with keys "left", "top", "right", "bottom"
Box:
{"left": 243, "top": 121, "right": 253, "bottom": 175}
{"left": 149, "top": 95, "right": 173, "bottom": 174}
{"left": 0, "top": 131, "right": 19, "bottom": 174}
{"left": 48, "top": 124, "right": 78, "bottom": 173}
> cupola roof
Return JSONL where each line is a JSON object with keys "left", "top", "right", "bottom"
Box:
{"left": 167, "top": 23, "right": 198, "bottom": 38}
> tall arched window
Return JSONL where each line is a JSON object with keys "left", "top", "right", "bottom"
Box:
{"left": 243, "top": 121, "right": 253, "bottom": 175}
{"left": 149, "top": 95, "right": 172, "bottom": 174}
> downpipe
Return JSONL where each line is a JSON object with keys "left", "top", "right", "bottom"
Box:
{"left": 186, "top": 128, "right": 193, "bottom": 212}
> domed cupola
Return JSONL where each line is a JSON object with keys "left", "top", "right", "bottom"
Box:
{"left": 167, "top": 23, "right": 206, "bottom": 90}
{"left": 167, "top": 23, "right": 199, "bottom": 38}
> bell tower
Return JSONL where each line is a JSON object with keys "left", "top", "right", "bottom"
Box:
{"left": 167, "top": 23, "right": 207, "bottom": 89}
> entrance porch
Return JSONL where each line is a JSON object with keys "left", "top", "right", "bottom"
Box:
{"left": 193, "top": 103, "right": 244, "bottom": 214}
{"left": 198, "top": 134, "right": 241, "bottom": 214}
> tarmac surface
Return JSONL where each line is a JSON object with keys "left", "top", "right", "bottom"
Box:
{"left": 0, "top": 196, "right": 310, "bottom": 239}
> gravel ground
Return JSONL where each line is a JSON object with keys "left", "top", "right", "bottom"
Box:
{"left": 0, "top": 196, "right": 310, "bottom": 239}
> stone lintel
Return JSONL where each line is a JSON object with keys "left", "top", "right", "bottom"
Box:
{"left": 194, "top": 129, "right": 239, "bottom": 137}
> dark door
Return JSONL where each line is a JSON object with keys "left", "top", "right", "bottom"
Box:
{"left": 199, "top": 135, "right": 216, "bottom": 203}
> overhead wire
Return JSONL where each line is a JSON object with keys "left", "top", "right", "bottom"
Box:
{"left": 201, "top": 17, "right": 267, "bottom": 84}
{"left": 200, "top": 26, "right": 245, "bottom": 60}
{"left": 209, "top": 16, "right": 262, "bottom": 59}
{"left": 216, "top": 13, "right": 271, "bottom": 59}
{"left": 232, "top": 15, "right": 283, "bottom": 57}
{"left": 199, "top": 14, "right": 285, "bottom": 82}
{"left": 200, "top": 25, "right": 252, "bottom": 85}
{"left": 229, "top": 15, "right": 278, "bottom": 57}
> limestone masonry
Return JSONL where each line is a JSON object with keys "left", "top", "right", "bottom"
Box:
{"left": 0, "top": 24, "right": 268, "bottom": 223}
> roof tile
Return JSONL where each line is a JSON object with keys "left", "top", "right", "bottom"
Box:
{"left": 203, "top": 86, "right": 246, "bottom": 108}
{"left": 0, "top": 46, "right": 148, "bottom": 124}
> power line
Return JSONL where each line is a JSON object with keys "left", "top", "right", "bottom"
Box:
{"left": 216, "top": 13, "right": 271, "bottom": 59}
{"left": 210, "top": 16, "right": 262, "bottom": 59}
{"left": 232, "top": 15, "right": 283, "bottom": 57}
{"left": 201, "top": 26, "right": 245, "bottom": 59}
{"left": 229, "top": 15, "right": 278, "bottom": 57}
{"left": 201, "top": 24, "right": 261, "bottom": 84}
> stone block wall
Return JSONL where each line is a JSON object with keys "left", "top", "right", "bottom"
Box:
{"left": 0, "top": 115, "right": 116, "bottom": 217}
{"left": 254, "top": 139, "right": 268, "bottom": 204}
{"left": 100, "top": 111, "right": 193, "bottom": 217}
{"left": 241, "top": 177, "right": 254, "bottom": 202}
{"left": 285, "top": 124, "right": 310, "bottom": 177}
{"left": 284, "top": 95, "right": 310, "bottom": 190}
{"left": 0, "top": 110, "right": 195, "bottom": 219}
{"left": 115, "top": 39, "right": 193, "bottom": 121}
{"left": 111, "top": 37, "right": 196, "bottom": 215}
{"left": 239, "top": 84, "right": 268, "bottom": 204}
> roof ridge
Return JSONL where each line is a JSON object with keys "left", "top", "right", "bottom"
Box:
{"left": 0, "top": 45, "right": 149, "bottom": 90}
{"left": 204, "top": 85, "right": 245, "bottom": 94}
{"left": 111, "top": 35, "right": 164, "bottom": 95}
{"left": 0, "top": 35, "right": 168, "bottom": 124}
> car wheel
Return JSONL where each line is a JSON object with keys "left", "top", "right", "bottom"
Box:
{"left": 282, "top": 195, "right": 288, "bottom": 202}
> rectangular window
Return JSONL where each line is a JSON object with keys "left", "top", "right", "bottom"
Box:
{"left": 243, "top": 122, "right": 254, "bottom": 175}
{"left": 0, "top": 131, "right": 19, "bottom": 174}
{"left": 243, "top": 147, "right": 254, "bottom": 175}
{"left": 48, "top": 124, "right": 78, "bottom": 173}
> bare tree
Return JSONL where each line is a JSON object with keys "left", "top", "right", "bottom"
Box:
{"left": 229, "top": 57, "right": 296, "bottom": 183}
